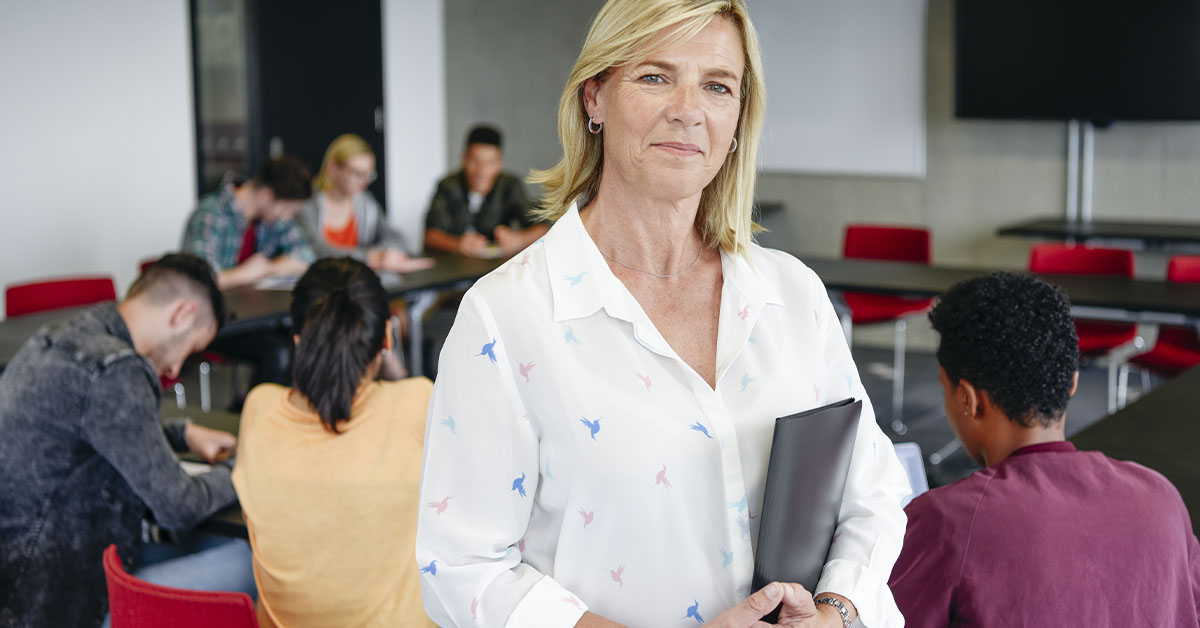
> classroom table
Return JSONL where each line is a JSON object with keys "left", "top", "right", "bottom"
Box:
{"left": 1071, "top": 364, "right": 1200, "bottom": 534}
{"left": 997, "top": 217, "right": 1200, "bottom": 249}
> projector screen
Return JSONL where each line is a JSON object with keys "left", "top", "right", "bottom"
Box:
{"left": 751, "top": 0, "right": 927, "bottom": 178}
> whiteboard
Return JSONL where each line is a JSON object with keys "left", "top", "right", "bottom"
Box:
{"left": 750, "top": 0, "right": 927, "bottom": 177}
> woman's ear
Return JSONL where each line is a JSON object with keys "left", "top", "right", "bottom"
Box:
{"left": 959, "top": 378, "right": 982, "bottom": 420}
{"left": 582, "top": 77, "right": 604, "bottom": 123}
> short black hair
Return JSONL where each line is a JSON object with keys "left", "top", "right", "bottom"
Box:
{"left": 290, "top": 257, "right": 389, "bottom": 433}
{"left": 127, "top": 253, "right": 226, "bottom": 331}
{"left": 929, "top": 271, "right": 1079, "bottom": 427}
{"left": 253, "top": 155, "right": 312, "bottom": 201}
{"left": 466, "top": 124, "right": 502, "bottom": 149}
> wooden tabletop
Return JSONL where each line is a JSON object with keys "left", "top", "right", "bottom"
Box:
{"left": 998, "top": 217, "right": 1200, "bottom": 248}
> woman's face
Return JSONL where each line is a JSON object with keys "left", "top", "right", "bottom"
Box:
{"left": 584, "top": 17, "right": 744, "bottom": 204}
{"left": 330, "top": 153, "right": 376, "bottom": 196}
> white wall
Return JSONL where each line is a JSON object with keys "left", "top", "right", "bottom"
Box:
{"left": 382, "top": 0, "right": 446, "bottom": 253}
{"left": 0, "top": 0, "right": 196, "bottom": 318}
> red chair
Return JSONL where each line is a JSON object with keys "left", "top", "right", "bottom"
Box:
{"left": 1128, "top": 255, "right": 1200, "bottom": 379}
{"left": 103, "top": 544, "right": 258, "bottom": 628}
{"left": 1029, "top": 243, "right": 1139, "bottom": 410}
{"left": 842, "top": 225, "right": 935, "bottom": 434}
{"left": 5, "top": 276, "right": 116, "bottom": 318}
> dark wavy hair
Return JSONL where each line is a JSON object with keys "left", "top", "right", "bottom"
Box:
{"left": 929, "top": 271, "right": 1080, "bottom": 427}
{"left": 128, "top": 253, "right": 225, "bottom": 331}
{"left": 254, "top": 155, "right": 312, "bottom": 201}
{"left": 290, "top": 257, "right": 389, "bottom": 432}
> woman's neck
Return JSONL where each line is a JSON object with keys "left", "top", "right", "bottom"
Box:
{"left": 580, "top": 180, "right": 707, "bottom": 276}
{"left": 325, "top": 187, "right": 354, "bottom": 205}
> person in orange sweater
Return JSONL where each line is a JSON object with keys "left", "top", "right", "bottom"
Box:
{"left": 232, "top": 257, "right": 435, "bottom": 627}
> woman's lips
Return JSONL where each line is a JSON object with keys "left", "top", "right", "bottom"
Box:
{"left": 653, "top": 142, "right": 702, "bottom": 155}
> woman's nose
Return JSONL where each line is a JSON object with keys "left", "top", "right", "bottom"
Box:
{"left": 665, "top": 83, "right": 704, "bottom": 126}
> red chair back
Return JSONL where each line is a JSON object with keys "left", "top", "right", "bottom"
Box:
{"left": 1029, "top": 244, "right": 1134, "bottom": 277}
{"left": 843, "top": 225, "right": 931, "bottom": 263}
{"left": 5, "top": 276, "right": 117, "bottom": 318}
{"left": 1167, "top": 255, "right": 1200, "bottom": 283}
{"left": 103, "top": 545, "right": 258, "bottom": 628}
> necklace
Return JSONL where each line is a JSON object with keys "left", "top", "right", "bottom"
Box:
{"left": 599, "top": 244, "right": 705, "bottom": 278}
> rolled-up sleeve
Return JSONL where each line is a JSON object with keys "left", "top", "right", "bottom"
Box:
{"left": 812, "top": 279, "right": 910, "bottom": 628}
{"left": 416, "top": 288, "right": 587, "bottom": 628}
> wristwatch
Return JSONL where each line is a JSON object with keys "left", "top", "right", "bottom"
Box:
{"left": 813, "top": 596, "right": 852, "bottom": 628}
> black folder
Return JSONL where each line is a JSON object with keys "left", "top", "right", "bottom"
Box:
{"left": 752, "top": 398, "right": 862, "bottom": 598}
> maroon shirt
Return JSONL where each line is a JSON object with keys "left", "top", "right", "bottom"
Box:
{"left": 889, "top": 441, "right": 1200, "bottom": 627}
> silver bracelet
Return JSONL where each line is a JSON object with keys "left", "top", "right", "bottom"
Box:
{"left": 813, "top": 596, "right": 852, "bottom": 628}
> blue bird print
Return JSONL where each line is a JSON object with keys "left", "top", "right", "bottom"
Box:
{"left": 476, "top": 337, "right": 498, "bottom": 363}
{"left": 512, "top": 471, "right": 527, "bottom": 497}
{"left": 545, "top": 462, "right": 555, "bottom": 481}
{"left": 440, "top": 416, "right": 457, "bottom": 435}
{"left": 719, "top": 546, "right": 734, "bottom": 569}
{"left": 579, "top": 416, "right": 601, "bottom": 440}
{"left": 689, "top": 420, "right": 713, "bottom": 439}
{"left": 684, "top": 600, "right": 704, "bottom": 624}
{"left": 728, "top": 495, "right": 748, "bottom": 513}
{"left": 748, "top": 335, "right": 759, "bottom": 345}
{"left": 563, "top": 271, "right": 587, "bottom": 286}
{"left": 740, "top": 373, "right": 759, "bottom": 392}
{"left": 844, "top": 372, "right": 853, "bottom": 392}
{"left": 564, "top": 327, "right": 582, "bottom": 345}
{"left": 420, "top": 560, "right": 438, "bottom": 577}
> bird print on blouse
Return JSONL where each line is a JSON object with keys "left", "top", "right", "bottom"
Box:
{"left": 427, "top": 496, "right": 452, "bottom": 516}
{"left": 476, "top": 338, "right": 498, "bottom": 363}
{"left": 748, "top": 335, "right": 759, "bottom": 345}
{"left": 563, "top": 271, "right": 587, "bottom": 287}
{"left": 521, "top": 252, "right": 532, "bottom": 268}
{"left": 579, "top": 508, "right": 595, "bottom": 530}
{"left": 843, "top": 372, "right": 853, "bottom": 393}
{"left": 634, "top": 372, "right": 652, "bottom": 391}
{"left": 728, "top": 495, "right": 748, "bottom": 513}
{"left": 471, "top": 597, "right": 479, "bottom": 621}
{"left": 738, "top": 305, "right": 750, "bottom": 321}
{"left": 562, "top": 595, "right": 585, "bottom": 610}
{"left": 564, "top": 327, "right": 582, "bottom": 345}
{"left": 512, "top": 472, "right": 527, "bottom": 498}
{"left": 719, "top": 546, "right": 734, "bottom": 569}
{"left": 440, "top": 416, "right": 457, "bottom": 435}
{"left": 609, "top": 564, "right": 625, "bottom": 588}
{"left": 689, "top": 420, "right": 713, "bottom": 439}
{"left": 684, "top": 600, "right": 705, "bottom": 624}
{"left": 655, "top": 465, "right": 672, "bottom": 489}
{"left": 580, "top": 416, "right": 601, "bottom": 440}
{"left": 544, "top": 462, "right": 555, "bottom": 481}
{"left": 518, "top": 361, "right": 535, "bottom": 383}
{"left": 420, "top": 560, "right": 438, "bottom": 577}
{"left": 518, "top": 538, "right": 527, "bottom": 552}
{"left": 740, "top": 373, "right": 760, "bottom": 392}
{"left": 813, "top": 385, "right": 821, "bottom": 403}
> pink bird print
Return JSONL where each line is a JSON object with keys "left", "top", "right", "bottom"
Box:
{"left": 471, "top": 597, "right": 479, "bottom": 621}
{"left": 634, "top": 372, "right": 651, "bottom": 390}
{"left": 518, "top": 538, "right": 526, "bottom": 552}
{"left": 813, "top": 385, "right": 821, "bottom": 402}
{"left": 655, "top": 465, "right": 672, "bottom": 489}
{"left": 519, "top": 361, "right": 535, "bottom": 383}
{"left": 521, "top": 252, "right": 532, "bottom": 267}
{"left": 579, "top": 508, "right": 594, "bottom": 530}
{"left": 561, "top": 595, "right": 585, "bottom": 610}
{"left": 609, "top": 564, "right": 625, "bottom": 588}
{"left": 426, "top": 496, "right": 452, "bottom": 516}
{"left": 738, "top": 305, "right": 749, "bottom": 320}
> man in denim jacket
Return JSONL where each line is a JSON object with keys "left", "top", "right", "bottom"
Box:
{"left": 0, "top": 254, "right": 240, "bottom": 627}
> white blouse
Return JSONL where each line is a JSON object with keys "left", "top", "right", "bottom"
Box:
{"left": 416, "top": 205, "right": 910, "bottom": 628}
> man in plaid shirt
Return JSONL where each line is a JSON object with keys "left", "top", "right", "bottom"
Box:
{"left": 182, "top": 156, "right": 315, "bottom": 290}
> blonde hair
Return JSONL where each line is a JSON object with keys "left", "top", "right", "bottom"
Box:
{"left": 528, "top": 0, "right": 766, "bottom": 256}
{"left": 313, "top": 133, "right": 375, "bottom": 192}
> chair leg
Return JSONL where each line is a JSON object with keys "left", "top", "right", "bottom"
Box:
{"left": 172, "top": 382, "right": 186, "bottom": 410}
{"left": 892, "top": 319, "right": 908, "bottom": 435}
{"left": 199, "top": 361, "right": 212, "bottom": 413}
{"left": 1107, "top": 359, "right": 1119, "bottom": 414}
{"left": 1116, "top": 363, "right": 1129, "bottom": 409}
{"left": 1139, "top": 367, "right": 1151, "bottom": 394}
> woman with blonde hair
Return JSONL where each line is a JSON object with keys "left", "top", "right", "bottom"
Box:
{"left": 298, "top": 133, "right": 433, "bottom": 273}
{"left": 416, "top": 1, "right": 909, "bottom": 627}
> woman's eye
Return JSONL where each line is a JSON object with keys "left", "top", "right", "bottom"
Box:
{"left": 640, "top": 74, "right": 665, "bottom": 84}
{"left": 707, "top": 83, "right": 732, "bottom": 95}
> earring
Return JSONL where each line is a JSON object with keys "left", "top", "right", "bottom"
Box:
{"left": 729, "top": 137, "right": 738, "bottom": 153}
{"left": 588, "top": 117, "right": 603, "bottom": 134}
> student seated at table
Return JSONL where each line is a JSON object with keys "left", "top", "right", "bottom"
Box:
{"left": 232, "top": 257, "right": 435, "bottom": 627}
{"left": 297, "top": 133, "right": 433, "bottom": 273}
{"left": 889, "top": 271, "right": 1200, "bottom": 627}
{"left": 182, "top": 155, "right": 315, "bottom": 290}
{"left": 424, "top": 124, "right": 548, "bottom": 258}
{"left": 0, "top": 254, "right": 250, "bottom": 628}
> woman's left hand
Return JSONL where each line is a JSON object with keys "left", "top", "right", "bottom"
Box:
{"left": 774, "top": 585, "right": 845, "bottom": 628}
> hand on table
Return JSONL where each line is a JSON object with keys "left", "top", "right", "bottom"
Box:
{"left": 458, "top": 232, "right": 491, "bottom": 257}
{"left": 380, "top": 249, "right": 436, "bottom": 273}
{"left": 184, "top": 423, "right": 237, "bottom": 464}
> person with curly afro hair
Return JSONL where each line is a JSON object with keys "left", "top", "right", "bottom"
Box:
{"left": 889, "top": 271, "right": 1200, "bottom": 627}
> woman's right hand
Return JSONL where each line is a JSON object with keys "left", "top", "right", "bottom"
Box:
{"left": 711, "top": 582, "right": 824, "bottom": 628}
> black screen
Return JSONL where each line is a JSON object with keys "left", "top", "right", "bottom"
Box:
{"left": 955, "top": 1, "right": 1200, "bottom": 123}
